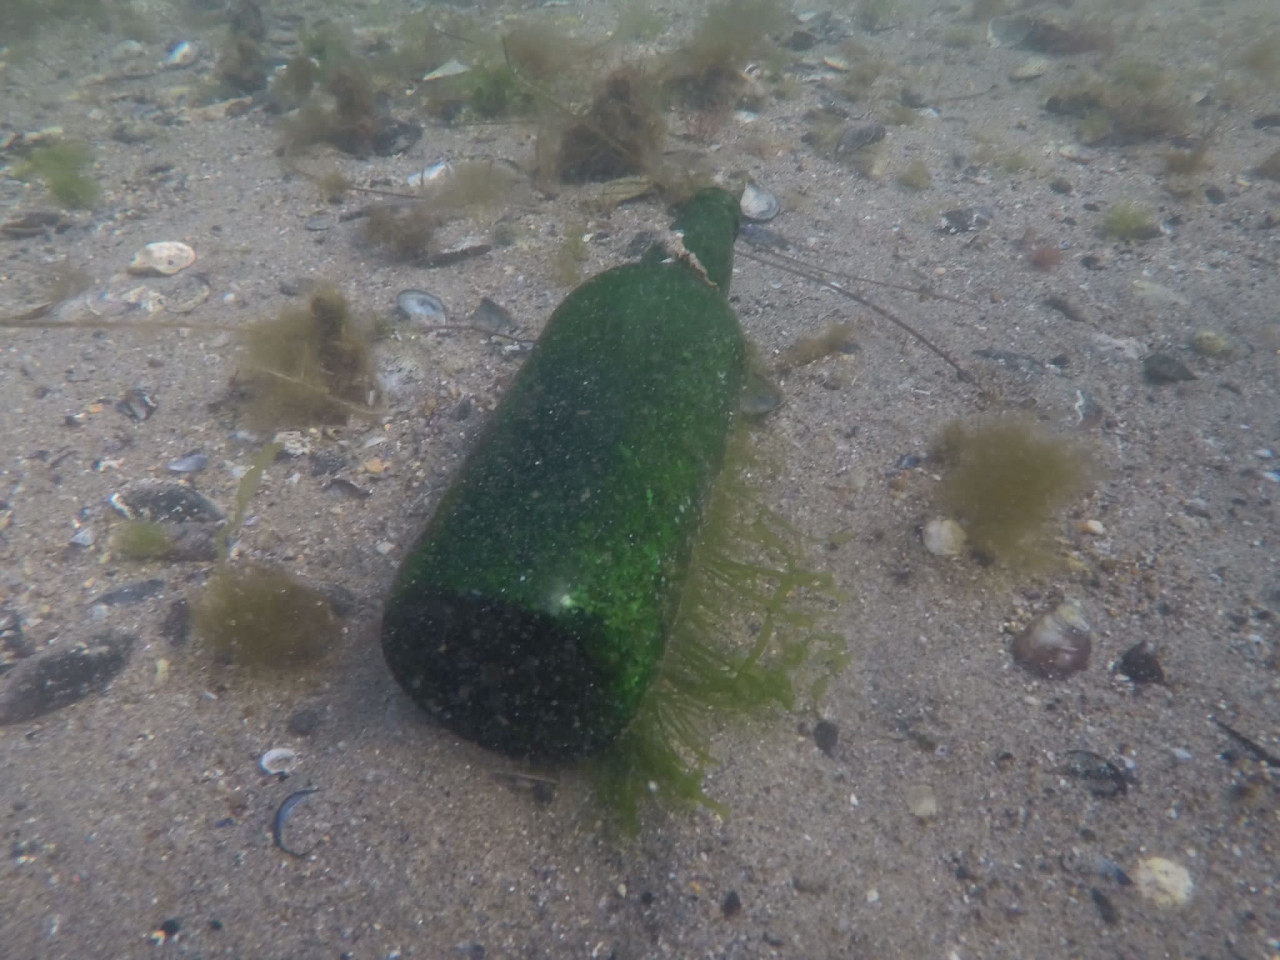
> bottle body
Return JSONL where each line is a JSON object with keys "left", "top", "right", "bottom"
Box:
{"left": 382, "top": 189, "right": 746, "bottom": 760}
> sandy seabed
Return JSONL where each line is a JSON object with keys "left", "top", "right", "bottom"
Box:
{"left": 1, "top": 0, "right": 1278, "bottom": 957}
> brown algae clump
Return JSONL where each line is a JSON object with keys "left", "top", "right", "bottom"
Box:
{"left": 238, "top": 284, "right": 378, "bottom": 428}
{"left": 193, "top": 563, "right": 340, "bottom": 668}
{"left": 935, "top": 419, "right": 1092, "bottom": 565}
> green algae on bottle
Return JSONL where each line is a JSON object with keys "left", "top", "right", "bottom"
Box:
{"left": 381, "top": 188, "right": 748, "bottom": 761}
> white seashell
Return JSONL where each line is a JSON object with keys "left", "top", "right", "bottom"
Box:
{"left": 740, "top": 180, "right": 780, "bottom": 222}
{"left": 128, "top": 241, "right": 195, "bottom": 277}
{"left": 259, "top": 747, "right": 298, "bottom": 776}
{"left": 923, "top": 518, "right": 967, "bottom": 557}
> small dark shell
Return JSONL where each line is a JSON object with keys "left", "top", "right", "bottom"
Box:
{"left": 1116, "top": 640, "right": 1164, "bottom": 684}
{"left": 1012, "top": 600, "right": 1091, "bottom": 678}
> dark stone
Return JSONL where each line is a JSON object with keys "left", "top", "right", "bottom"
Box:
{"left": 287, "top": 707, "right": 322, "bottom": 737}
{"left": 0, "top": 632, "right": 135, "bottom": 725}
{"left": 814, "top": 719, "right": 839, "bottom": 756}
{"left": 159, "top": 918, "right": 182, "bottom": 937}
{"left": 721, "top": 890, "right": 742, "bottom": 918}
{"left": 1143, "top": 352, "right": 1197, "bottom": 385}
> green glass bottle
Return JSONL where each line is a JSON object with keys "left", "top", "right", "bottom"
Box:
{"left": 381, "top": 188, "right": 747, "bottom": 761}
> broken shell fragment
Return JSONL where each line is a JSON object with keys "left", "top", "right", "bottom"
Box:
{"left": 259, "top": 746, "right": 298, "bottom": 776}
{"left": 1011, "top": 599, "right": 1091, "bottom": 678}
{"left": 128, "top": 241, "right": 195, "bottom": 277}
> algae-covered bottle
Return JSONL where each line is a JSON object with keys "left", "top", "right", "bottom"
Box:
{"left": 381, "top": 188, "right": 747, "bottom": 761}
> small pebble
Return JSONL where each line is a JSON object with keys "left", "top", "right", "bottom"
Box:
{"left": 923, "top": 518, "right": 966, "bottom": 557}
{"left": 904, "top": 783, "right": 938, "bottom": 821}
{"left": 1134, "top": 856, "right": 1193, "bottom": 908}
